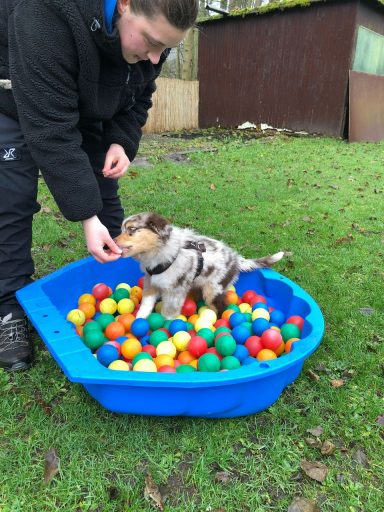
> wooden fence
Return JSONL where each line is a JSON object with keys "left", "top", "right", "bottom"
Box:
{"left": 143, "top": 77, "right": 199, "bottom": 133}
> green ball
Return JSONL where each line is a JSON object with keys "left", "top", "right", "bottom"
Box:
{"left": 197, "top": 299, "right": 206, "bottom": 309}
{"left": 83, "top": 330, "right": 105, "bottom": 350}
{"left": 114, "top": 288, "right": 130, "bottom": 301}
{"left": 280, "top": 323, "right": 301, "bottom": 342}
{"left": 220, "top": 356, "right": 241, "bottom": 371}
{"left": 176, "top": 364, "right": 196, "bottom": 373}
{"left": 214, "top": 326, "right": 232, "bottom": 336}
{"left": 82, "top": 321, "right": 102, "bottom": 336}
{"left": 244, "top": 313, "right": 252, "bottom": 323}
{"left": 132, "top": 352, "right": 153, "bottom": 366}
{"left": 226, "top": 304, "right": 240, "bottom": 312}
{"left": 149, "top": 329, "right": 169, "bottom": 347}
{"left": 96, "top": 313, "right": 115, "bottom": 330}
{"left": 215, "top": 335, "right": 236, "bottom": 356}
{"left": 198, "top": 353, "right": 221, "bottom": 372}
{"left": 185, "top": 321, "right": 194, "bottom": 331}
{"left": 196, "top": 328, "right": 215, "bottom": 347}
{"left": 163, "top": 319, "right": 171, "bottom": 330}
{"left": 147, "top": 312, "right": 165, "bottom": 330}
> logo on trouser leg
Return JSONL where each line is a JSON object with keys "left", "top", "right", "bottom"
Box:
{"left": 1, "top": 147, "right": 20, "bottom": 161}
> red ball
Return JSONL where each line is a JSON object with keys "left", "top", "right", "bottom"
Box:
{"left": 245, "top": 336, "right": 263, "bottom": 357}
{"left": 104, "top": 340, "right": 121, "bottom": 357}
{"left": 92, "top": 283, "right": 110, "bottom": 301}
{"left": 142, "top": 345, "right": 156, "bottom": 357}
{"left": 188, "top": 336, "right": 208, "bottom": 358}
{"left": 137, "top": 276, "right": 145, "bottom": 288}
{"left": 206, "top": 347, "right": 223, "bottom": 360}
{"left": 181, "top": 297, "right": 197, "bottom": 317}
{"left": 158, "top": 365, "right": 176, "bottom": 373}
{"left": 286, "top": 315, "right": 305, "bottom": 330}
{"left": 214, "top": 318, "right": 230, "bottom": 329}
{"left": 241, "top": 290, "right": 257, "bottom": 304}
{"left": 260, "top": 329, "right": 283, "bottom": 351}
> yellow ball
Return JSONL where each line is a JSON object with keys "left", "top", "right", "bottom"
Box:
{"left": 99, "top": 298, "right": 118, "bottom": 314}
{"left": 252, "top": 308, "right": 270, "bottom": 321}
{"left": 133, "top": 359, "right": 157, "bottom": 372}
{"left": 239, "top": 303, "right": 252, "bottom": 314}
{"left": 194, "top": 316, "right": 214, "bottom": 332}
{"left": 155, "top": 301, "right": 163, "bottom": 313}
{"left": 172, "top": 331, "right": 191, "bottom": 352}
{"left": 66, "top": 308, "right": 86, "bottom": 326}
{"left": 115, "top": 283, "right": 131, "bottom": 292}
{"left": 108, "top": 360, "right": 130, "bottom": 371}
{"left": 78, "top": 293, "right": 96, "bottom": 306}
{"left": 199, "top": 308, "right": 217, "bottom": 325}
{"left": 117, "top": 298, "right": 135, "bottom": 314}
{"left": 156, "top": 340, "right": 177, "bottom": 358}
{"left": 176, "top": 314, "right": 188, "bottom": 321}
{"left": 197, "top": 305, "right": 208, "bottom": 315}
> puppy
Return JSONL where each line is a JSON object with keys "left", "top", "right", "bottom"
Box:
{"left": 115, "top": 212, "right": 284, "bottom": 319}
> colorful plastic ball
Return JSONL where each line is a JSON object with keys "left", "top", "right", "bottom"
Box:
{"left": 156, "top": 340, "right": 177, "bottom": 358}
{"left": 172, "top": 331, "right": 191, "bottom": 352}
{"left": 252, "top": 318, "right": 270, "bottom": 336}
{"left": 117, "top": 298, "right": 135, "bottom": 315}
{"left": 78, "top": 293, "right": 96, "bottom": 306}
{"left": 132, "top": 352, "right": 153, "bottom": 366}
{"left": 169, "top": 319, "right": 187, "bottom": 336}
{"left": 108, "top": 360, "right": 130, "bottom": 371}
{"left": 142, "top": 344, "right": 157, "bottom": 357}
{"left": 231, "top": 324, "right": 252, "bottom": 345}
{"left": 242, "top": 356, "right": 258, "bottom": 365}
{"left": 181, "top": 297, "right": 197, "bottom": 317}
{"left": 66, "top": 308, "right": 86, "bottom": 326}
{"left": 98, "top": 298, "right": 117, "bottom": 315}
{"left": 176, "top": 364, "right": 197, "bottom": 373}
{"left": 245, "top": 336, "right": 263, "bottom": 357}
{"left": 130, "top": 318, "right": 150, "bottom": 338}
{"left": 78, "top": 302, "right": 96, "bottom": 319}
{"left": 130, "top": 286, "right": 143, "bottom": 302}
{"left": 104, "top": 340, "right": 122, "bottom": 357}
{"left": 252, "top": 308, "right": 270, "bottom": 321}
{"left": 188, "top": 336, "right": 208, "bottom": 358}
{"left": 206, "top": 347, "right": 223, "bottom": 359}
{"left": 199, "top": 308, "right": 217, "bottom": 325}
{"left": 257, "top": 348, "right": 277, "bottom": 361}
{"left": 149, "top": 329, "right": 169, "bottom": 347}
{"left": 285, "top": 337, "right": 300, "bottom": 353}
{"left": 147, "top": 312, "right": 165, "bottom": 331}
{"left": 215, "top": 335, "right": 236, "bottom": 356}
{"left": 238, "top": 303, "right": 252, "bottom": 314}
{"left": 97, "top": 345, "right": 119, "bottom": 367}
{"left": 92, "top": 283, "right": 110, "bottom": 300}
{"left": 133, "top": 359, "right": 157, "bottom": 372}
{"left": 113, "top": 288, "right": 130, "bottom": 301}
{"left": 233, "top": 344, "right": 250, "bottom": 362}
{"left": 241, "top": 290, "right": 258, "bottom": 304}
{"left": 194, "top": 316, "right": 214, "bottom": 332}
{"left": 154, "top": 354, "right": 175, "bottom": 369}
{"left": 197, "top": 353, "right": 221, "bottom": 372}
{"left": 214, "top": 318, "right": 230, "bottom": 329}
{"left": 274, "top": 341, "right": 285, "bottom": 356}
{"left": 251, "top": 302, "right": 268, "bottom": 311}
{"left": 229, "top": 312, "right": 245, "bottom": 328}
{"left": 269, "top": 309, "right": 285, "bottom": 326}
{"left": 83, "top": 320, "right": 102, "bottom": 335}
{"left": 104, "top": 321, "right": 125, "bottom": 340}
{"left": 83, "top": 330, "right": 105, "bottom": 350}
{"left": 177, "top": 350, "right": 195, "bottom": 364}
{"left": 226, "top": 304, "right": 241, "bottom": 312}
{"left": 117, "top": 313, "right": 135, "bottom": 331}
{"left": 196, "top": 328, "right": 215, "bottom": 347}
{"left": 140, "top": 335, "right": 150, "bottom": 346}
{"left": 115, "top": 282, "right": 131, "bottom": 292}
{"left": 280, "top": 323, "right": 301, "bottom": 342}
{"left": 158, "top": 365, "right": 177, "bottom": 373}
{"left": 251, "top": 294, "right": 267, "bottom": 305}
{"left": 286, "top": 315, "right": 305, "bottom": 330}
{"left": 260, "top": 328, "right": 283, "bottom": 351}
{"left": 121, "top": 338, "right": 142, "bottom": 360}
{"left": 220, "top": 356, "right": 241, "bottom": 371}
{"left": 225, "top": 290, "right": 239, "bottom": 305}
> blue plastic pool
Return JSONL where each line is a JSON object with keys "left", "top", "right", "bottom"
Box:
{"left": 16, "top": 257, "right": 324, "bottom": 418}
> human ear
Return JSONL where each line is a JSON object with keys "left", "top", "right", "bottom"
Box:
{"left": 116, "top": 0, "right": 130, "bottom": 15}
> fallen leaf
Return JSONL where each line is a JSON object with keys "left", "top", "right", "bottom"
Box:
{"left": 210, "top": 183, "right": 216, "bottom": 191}
{"left": 300, "top": 460, "right": 329, "bottom": 483}
{"left": 377, "top": 415, "right": 384, "bottom": 426}
{"left": 306, "top": 426, "right": 323, "bottom": 437}
{"left": 330, "top": 379, "right": 345, "bottom": 388}
{"left": 288, "top": 497, "right": 320, "bottom": 512}
{"left": 335, "top": 234, "right": 354, "bottom": 244}
{"left": 305, "top": 437, "right": 322, "bottom": 448}
{"left": 43, "top": 448, "right": 60, "bottom": 484}
{"left": 41, "top": 206, "right": 52, "bottom": 214}
{"left": 306, "top": 369, "right": 320, "bottom": 381}
{"left": 359, "top": 307, "right": 374, "bottom": 316}
{"left": 321, "top": 440, "right": 336, "bottom": 455}
{"left": 144, "top": 472, "right": 164, "bottom": 510}
{"left": 353, "top": 449, "right": 369, "bottom": 468}
{"left": 214, "top": 471, "right": 231, "bottom": 483}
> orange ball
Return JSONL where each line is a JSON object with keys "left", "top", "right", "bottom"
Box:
{"left": 285, "top": 338, "right": 300, "bottom": 353}
{"left": 78, "top": 293, "right": 96, "bottom": 306}
{"left": 177, "top": 350, "right": 195, "bottom": 364}
{"left": 121, "top": 338, "right": 142, "bottom": 360}
{"left": 104, "top": 321, "right": 125, "bottom": 340}
{"left": 225, "top": 290, "right": 239, "bottom": 305}
{"left": 130, "top": 286, "right": 143, "bottom": 302}
{"left": 189, "top": 359, "right": 198, "bottom": 369}
{"left": 274, "top": 341, "right": 285, "bottom": 356}
{"left": 78, "top": 302, "right": 96, "bottom": 319}
{"left": 117, "top": 313, "right": 135, "bottom": 331}
{"left": 221, "top": 308, "right": 235, "bottom": 321}
{"left": 257, "top": 348, "right": 277, "bottom": 361}
{"left": 187, "top": 314, "right": 199, "bottom": 326}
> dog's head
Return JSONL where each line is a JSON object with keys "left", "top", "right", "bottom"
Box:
{"left": 115, "top": 212, "right": 172, "bottom": 257}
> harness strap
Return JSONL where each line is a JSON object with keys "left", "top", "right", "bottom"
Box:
{"left": 146, "top": 241, "right": 206, "bottom": 278}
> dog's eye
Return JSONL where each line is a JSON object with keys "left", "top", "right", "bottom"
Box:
{"left": 127, "top": 227, "right": 137, "bottom": 235}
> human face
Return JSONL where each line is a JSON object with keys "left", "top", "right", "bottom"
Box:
{"left": 116, "top": 1, "right": 187, "bottom": 65}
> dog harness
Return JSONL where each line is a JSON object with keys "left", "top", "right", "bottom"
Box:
{"left": 146, "top": 241, "right": 206, "bottom": 279}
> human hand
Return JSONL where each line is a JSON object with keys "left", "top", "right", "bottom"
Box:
{"left": 102, "top": 143, "right": 130, "bottom": 179}
{"left": 82, "top": 215, "right": 122, "bottom": 263}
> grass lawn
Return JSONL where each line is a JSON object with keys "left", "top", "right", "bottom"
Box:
{"left": 0, "top": 131, "right": 383, "bottom": 512}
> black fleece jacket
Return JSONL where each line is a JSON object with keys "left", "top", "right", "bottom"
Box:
{"left": 0, "top": 0, "right": 168, "bottom": 221}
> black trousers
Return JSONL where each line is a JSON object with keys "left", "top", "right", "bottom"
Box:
{"left": 0, "top": 113, "right": 124, "bottom": 310}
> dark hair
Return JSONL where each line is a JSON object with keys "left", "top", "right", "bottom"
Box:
{"left": 130, "top": 0, "right": 198, "bottom": 31}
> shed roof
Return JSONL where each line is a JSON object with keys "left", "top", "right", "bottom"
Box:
{"left": 200, "top": 0, "right": 384, "bottom": 23}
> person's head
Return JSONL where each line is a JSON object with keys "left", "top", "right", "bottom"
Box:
{"left": 116, "top": 0, "right": 199, "bottom": 65}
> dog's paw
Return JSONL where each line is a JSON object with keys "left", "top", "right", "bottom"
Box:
{"left": 135, "top": 308, "right": 149, "bottom": 319}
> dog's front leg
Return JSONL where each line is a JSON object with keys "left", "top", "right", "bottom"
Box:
{"left": 136, "top": 283, "right": 159, "bottom": 319}
{"left": 161, "top": 288, "right": 187, "bottom": 320}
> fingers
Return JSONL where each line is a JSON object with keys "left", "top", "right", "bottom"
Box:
{"left": 102, "top": 144, "right": 130, "bottom": 179}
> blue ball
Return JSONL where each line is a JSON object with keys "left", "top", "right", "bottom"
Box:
{"left": 229, "top": 312, "right": 245, "bottom": 328}
{"left": 269, "top": 309, "right": 285, "bottom": 326}
{"left": 231, "top": 324, "right": 251, "bottom": 344}
{"left": 252, "top": 317, "right": 270, "bottom": 336}
{"left": 242, "top": 356, "right": 258, "bottom": 365}
{"left": 97, "top": 345, "right": 119, "bottom": 367}
{"left": 252, "top": 302, "right": 268, "bottom": 311}
{"left": 140, "top": 335, "right": 150, "bottom": 346}
{"left": 233, "top": 344, "right": 250, "bottom": 362}
{"left": 169, "top": 319, "right": 187, "bottom": 335}
{"left": 131, "top": 318, "right": 150, "bottom": 337}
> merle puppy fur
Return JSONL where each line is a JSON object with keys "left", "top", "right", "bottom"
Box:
{"left": 115, "top": 213, "right": 284, "bottom": 319}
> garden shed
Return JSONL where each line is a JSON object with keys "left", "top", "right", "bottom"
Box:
{"left": 198, "top": 0, "right": 384, "bottom": 141}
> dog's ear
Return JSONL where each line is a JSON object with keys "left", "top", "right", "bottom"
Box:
{"left": 146, "top": 213, "right": 172, "bottom": 239}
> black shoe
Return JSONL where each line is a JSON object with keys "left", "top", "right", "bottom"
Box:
{"left": 0, "top": 311, "right": 33, "bottom": 371}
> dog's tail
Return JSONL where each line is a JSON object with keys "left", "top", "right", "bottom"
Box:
{"left": 239, "top": 251, "right": 284, "bottom": 272}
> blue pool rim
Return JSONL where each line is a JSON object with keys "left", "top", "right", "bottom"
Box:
{"left": 17, "top": 257, "right": 324, "bottom": 417}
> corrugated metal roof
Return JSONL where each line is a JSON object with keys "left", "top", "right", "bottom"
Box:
{"left": 200, "top": 0, "right": 384, "bottom": 23}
